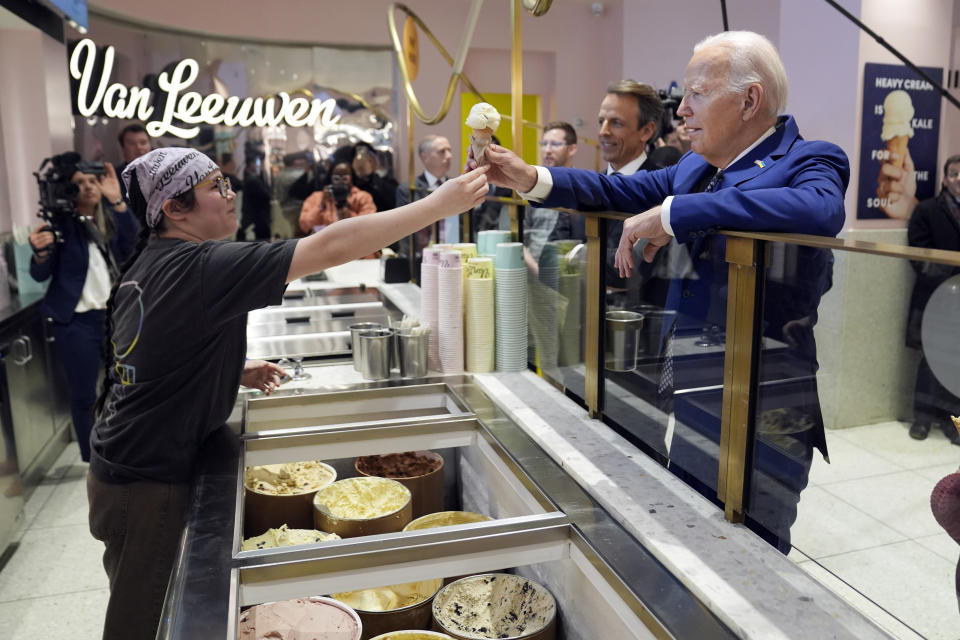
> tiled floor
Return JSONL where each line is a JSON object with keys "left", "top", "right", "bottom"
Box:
{"left": 791, "top": 420, "right": 960, "bottom": 640}
{"left": 0, "top": 443, "right": 108, "bottom": 640}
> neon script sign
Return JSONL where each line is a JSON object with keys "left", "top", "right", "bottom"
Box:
{"left": 69, "top": 38, "right": 341, "bottom": 139}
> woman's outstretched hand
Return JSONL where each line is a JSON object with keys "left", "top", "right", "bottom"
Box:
{"left": 430, "top": 165, "right": 489, "bottom": 214}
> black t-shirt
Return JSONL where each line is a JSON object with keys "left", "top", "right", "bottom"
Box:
{"left": 89, "top": 236, "right": 298, "bottom": 484}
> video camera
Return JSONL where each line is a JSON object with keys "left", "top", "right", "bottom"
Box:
{"left": 33, "top": 152, "right": 106, "bottom": 251}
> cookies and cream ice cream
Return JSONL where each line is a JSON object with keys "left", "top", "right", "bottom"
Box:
{"left": 433, "top": 574, "right": 556, "bottom": 639}
{"left": 238, "top": 597, "right": 361, "bottom": 640}
{"left": 465, "top": 103, "right": 501, "bottom": 165}
{"left": 331, "top": 579, "right": 443, "bottom": 612}
{"left": 245, "top": 460, "right": 336, "bottom": 496}
{"left": 314, "top": 477, "right": 411, "bottom": 520}
{"left": 881, "top": 90, "right": 915, "bottom": 169}
{"left": 242, "top": 524, "right": 341, "bottom": 551}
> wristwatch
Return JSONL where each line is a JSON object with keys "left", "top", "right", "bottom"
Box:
{"left": 111, "top": 198, "right": 124, "bottom": 207}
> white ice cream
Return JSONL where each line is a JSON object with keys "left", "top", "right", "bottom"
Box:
{"left": 465, "top": 102, "right": 501, "bottom": 133}
{"left": 881, "top": 90, "right": 915, "bottom": 141}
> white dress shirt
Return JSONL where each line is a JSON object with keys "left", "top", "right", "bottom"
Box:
{"left": 520, "top": 126, "right": 777, "bottom": 236}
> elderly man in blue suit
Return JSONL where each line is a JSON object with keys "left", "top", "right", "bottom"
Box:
{"left": 472, "top": 30, "right": 850, "bottom": 553}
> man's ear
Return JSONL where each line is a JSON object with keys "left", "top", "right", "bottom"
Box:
{"left": 639, "top": 120, "right": 658, "bottom": 144}
{"left": 568, "top": 143, "right": 578, "bottom": 158}
{"left": 742, "top": 83, "right": 765, "bottom": 121}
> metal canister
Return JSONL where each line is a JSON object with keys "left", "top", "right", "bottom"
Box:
{"left": 396, "top": 328, "right": 429, "bottom": 379}
{"left": 604, "top": 310, "right": 644, "bottom": 372}
{"left": 359, "top": 328, "right": 395, "bottom": 380}
{"left": 350, "top": 322, "right": 383, "bottom": 371}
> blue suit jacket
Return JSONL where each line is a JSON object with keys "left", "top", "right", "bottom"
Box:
{"left": 541, "top": 115, "right": 849, "bottom": 241}
{"left": 29, "top": 203, "right": 139, "bottom": 324}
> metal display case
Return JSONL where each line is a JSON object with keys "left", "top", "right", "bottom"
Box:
{"left": 158, "top": 376, "right": 736, "bottom": 640}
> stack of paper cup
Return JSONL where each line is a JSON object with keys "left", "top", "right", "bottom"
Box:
{"left": 421, "top": 247, "right": 441, "bottom": 372}
{"left": 466, "top": 257, "right": 495, "bottom": 372}
{"left": 535, "top": 242, "right": 560, "bottom": 372}
{"left": 438, "top": 251, "right": 464, "bottom": 373}
{"left": 479, "top": 230, "right": 512, "bottom": 256}
{"left": 495, "top": 242, "right": 527, "bottom": 372}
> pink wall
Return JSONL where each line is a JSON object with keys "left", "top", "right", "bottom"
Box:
{"left": 90, "top": 0, "right": 625, "bottom": 175}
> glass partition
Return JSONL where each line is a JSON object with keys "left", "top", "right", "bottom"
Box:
{"left": 749, "top": 241, "right": 960, "bottom": 639}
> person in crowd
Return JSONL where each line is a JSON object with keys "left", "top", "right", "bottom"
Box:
{"left": 905, "top": 154, "right": 960, "bottom": 444}
{"left": 471, "top": 30, "right": 849, "bottom": 554}
{"left": 397, "top": 135, "right": 459, "bottom": 243}
{"left": 87, "top": 147, "right": 488, "bottom": 639}
{"left": 28, "top": 158, "right": 138, "bottom": 463}
{"left": 115, "top": 123, "right": 152, "bottom": 201}
{"left": 522, "top": 122, "right": 580, "bottom": 272}
{"left": 299, "top": 161, "right": 377, "bottom": 234}
{"left": 353, "top": 141, "right": 398, "bottom": 213}
{"left": 579, "top": 80, "right": 664, "bottom": 288}
{"left": 240, "top": 141, "right": 272, "bottom": 240}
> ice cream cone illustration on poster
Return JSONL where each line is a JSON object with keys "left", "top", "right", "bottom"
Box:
{"left": 465, "top": 102, "right": 501, "bottom": 165}
{"left": 881, "top": 90, "right": 914, "bottom": 167}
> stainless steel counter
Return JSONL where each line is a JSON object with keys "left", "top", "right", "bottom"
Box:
{"left": 158, "top": 375, "right": 737, "bottom": 640}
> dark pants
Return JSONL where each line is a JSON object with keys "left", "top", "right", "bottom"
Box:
{"left": 51, "top": 310, "right": 105, "bottom": 462}
{"left": 87, "top": 471, "right": 190, "bottom": 640}
{"left": 914, "top": 356, "right": 960, "bottom": 426}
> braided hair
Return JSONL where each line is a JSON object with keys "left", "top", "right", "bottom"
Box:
{"left": 94, "top": 173, "right": 197, "bottom": 417}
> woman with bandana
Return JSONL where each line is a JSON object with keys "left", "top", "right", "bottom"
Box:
{"left": 86, "top": 147, "right": 489, "bottom": 639}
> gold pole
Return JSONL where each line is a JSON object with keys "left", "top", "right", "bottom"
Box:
{"left": 718, "top": 236, "right": 764, "bottom": 523}
{"left": 509, "top": 0, "right": 523, "bottom": 241}
{"left": 584, "top": 216, "right": 602, "bottom": 418}
{"left": 407, "top": 104, "right": 418, "bottom": 282}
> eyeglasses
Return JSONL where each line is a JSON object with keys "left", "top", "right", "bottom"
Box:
{"left": 193, "top": 175, "right": 233, "bottom": 198}
{"left": 539, "top": 141, "right": 568, "bottom": 149}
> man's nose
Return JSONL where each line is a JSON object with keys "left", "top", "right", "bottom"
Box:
{"left": 677, "top": 97, "right": 692, "bottom": 117}
{"left": 598, "top": 120, "right": 611, "bottom": 136}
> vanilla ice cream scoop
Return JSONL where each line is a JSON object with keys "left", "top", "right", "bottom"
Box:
{"left": 465, "top": 102, "right": 501, "bottom": 132}
{"left": 466, "top": 103, "right": 501, "bottom": 165}
{"left": 881, "top": 90, "right": 915, "bottom": 141}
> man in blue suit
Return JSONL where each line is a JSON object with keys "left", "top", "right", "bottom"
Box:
{"left": 472, "top": 31, "right": 850, "bottom": 553}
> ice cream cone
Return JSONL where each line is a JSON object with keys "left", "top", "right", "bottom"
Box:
{"left": 470, "top": 127, "right": 494, "bottom": 165}
{"left": 951, "top": 415, "right": 960, "bottom": 438}
{"left": 886, "top": 135, "right": 909, "bottom": 169}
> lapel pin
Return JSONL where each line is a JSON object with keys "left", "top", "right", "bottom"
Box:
{"left": 754, "top": 160, "right": 765, "bottom": 169}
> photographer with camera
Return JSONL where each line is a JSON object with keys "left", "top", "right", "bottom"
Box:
{"left": 29, "top": 155, "right": 138, "bottom": 463}
{"left": 298, "top": 160, "right": 377, "bottom": 239}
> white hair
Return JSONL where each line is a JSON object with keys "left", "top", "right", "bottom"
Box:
{"left": 694, "top": 31, "right": 788, "bottom": 117}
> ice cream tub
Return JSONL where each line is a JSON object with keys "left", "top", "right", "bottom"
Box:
{"left": 313, "top": 477, "right": 413, "bottom": 538}
{"left": 238, "top": 595, "right": 362, "bottom": 640}
{"left": 243, "top": 461, "right": 337, "bottom": 537}
{"left": 432, "top": 574, "right": 557, "bottom": 640}
{"left": 403, "top": 511, "right": 492, "bottom": 532}
{"left": 331, "top": 579, "right": 444, "bottom": 640}
{"left": 355, "top": 451, "right": 445, "bottom": 519}
{"left": 370, "top": 632, "right": 453, "bottom": 640}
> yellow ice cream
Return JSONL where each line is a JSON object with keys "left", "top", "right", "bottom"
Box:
{"left": 313, "top": 477, "right": 411, "bottom": 520}
{"left": 404, "top": 511, "right": 492, "bottom": 531}
{"left": 881, "top": 90, "right": 915, "bottom": 141}
{"left": 331, "top": 579, "right": 443, "bottom": 612}
{"left": 242, "top": 524, "right": 341, "bottom": 551}
{"left": 245, "top": 461, "right": 336, "bottom": 496}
